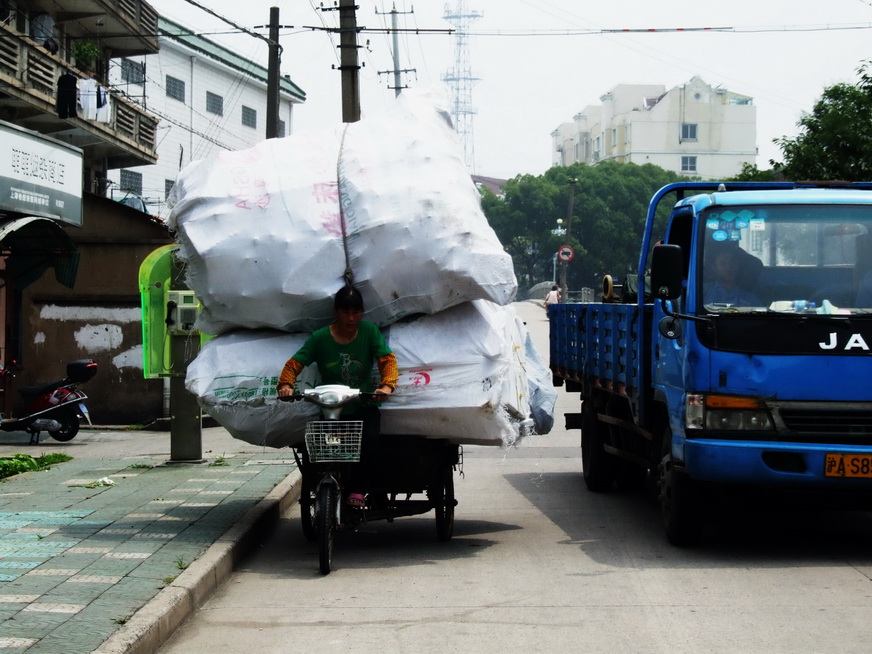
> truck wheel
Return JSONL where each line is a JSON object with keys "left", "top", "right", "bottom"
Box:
{"left": 614, "top": 460, "right": 648, "bottom": 492}
{"left": 658, "top": 428, "right": 700, "bottom": 546}
{"left": 581, "top": 402, "right": 617, "bottom": 492}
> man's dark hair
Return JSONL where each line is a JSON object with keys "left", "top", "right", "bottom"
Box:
{"left": 334, "top": 285, "right": 364, "bottom": 312}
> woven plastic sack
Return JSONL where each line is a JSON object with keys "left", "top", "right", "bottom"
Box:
{"left": 167, "top": 87, "right": 516, "bottom": 335}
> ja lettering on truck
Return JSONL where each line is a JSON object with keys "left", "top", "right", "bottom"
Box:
{"left": 549, "top": 181, "right": 872, "bottom": 545}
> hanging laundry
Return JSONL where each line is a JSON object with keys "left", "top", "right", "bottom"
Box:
{"left": 78, "top": 78, "right": 98, "bottom": 120}
{"left": 95, "top": 86, "right": 111, "bottom": 123}
{"left": 56, "top": 72, "right": 78, "bottom": 119}
{"left": 31, "top": 13, "right": 55, "bottom": 47}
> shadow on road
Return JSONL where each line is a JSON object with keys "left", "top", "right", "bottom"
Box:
{"left": 504, "top": 469, "right": 872, "bottom": 567}
{"left": 244, "top": 512, "right": 521, "bottom": 579}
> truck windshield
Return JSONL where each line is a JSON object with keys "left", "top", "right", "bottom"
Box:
{"left": 699, "top": 204, "right": 872, "bottom": 315}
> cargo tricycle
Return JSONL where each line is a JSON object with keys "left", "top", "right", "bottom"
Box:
{"left": 282, "top": 384, "right": 461, "bottom": 574}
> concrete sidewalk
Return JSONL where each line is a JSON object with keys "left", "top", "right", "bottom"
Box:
{"left": 0, "top": 426, "right": 301, "bottom": 654}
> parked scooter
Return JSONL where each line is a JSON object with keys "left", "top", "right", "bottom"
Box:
{"left": 0, "top": 359, "right": 97, "bottom": 444}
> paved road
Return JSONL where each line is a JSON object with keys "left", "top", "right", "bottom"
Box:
{"left": 158, "top": 300, "right": 872, "bottom": 654}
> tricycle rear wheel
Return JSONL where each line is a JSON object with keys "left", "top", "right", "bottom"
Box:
{"left": 430, "top": 464, "right": 455, "bottom": 541}
{"left": 300, "top": 483, "right": 318, "bottom": 542}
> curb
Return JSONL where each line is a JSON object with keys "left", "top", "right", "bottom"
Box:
{"left": 92, "top": 469, "right": 302, "bottom": 654}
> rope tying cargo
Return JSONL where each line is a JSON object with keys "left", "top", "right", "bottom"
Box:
{"left": 337, "top": 124, "right": 355, "bottom": 287}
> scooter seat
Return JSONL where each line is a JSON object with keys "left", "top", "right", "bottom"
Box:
{"left": 19, "top": 380, "right": 66, "bottom": 402}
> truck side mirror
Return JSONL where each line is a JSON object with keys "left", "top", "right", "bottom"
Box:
{"left": 650, "top": 244, "right": 684, "bottom": 301}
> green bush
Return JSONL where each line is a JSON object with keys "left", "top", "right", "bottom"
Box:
{"left": 0, "top": 453, "right": 72, "bottom": 480}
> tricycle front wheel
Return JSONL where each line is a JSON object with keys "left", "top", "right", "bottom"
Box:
{"left": 317, "top": 483, "right": 337, "bottom": 574}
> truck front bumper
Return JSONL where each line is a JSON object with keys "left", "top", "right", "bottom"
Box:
{"left": 682, "top": 438, "right": 872, "bottom": 487}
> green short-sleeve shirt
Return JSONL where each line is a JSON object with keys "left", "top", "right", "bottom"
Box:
{"left": 292, "top": 320, "right": 392, "bottom": 393}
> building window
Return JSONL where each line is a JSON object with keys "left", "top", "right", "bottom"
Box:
{"left": 681, "top": 123, "right": 698, "bottom": 141}
{"left": 681, "top": 156, "right": 697, "bottom": 173}
{"left": 120, "top": 169, "right": 143, "bottom": 195}
{"left": 278, "top": 119, "right": 286, "bottom": 138}
{"left": 611, "top": 128, "right": 617, "bottom": 147}
{"left": 166, "top": 75, "right": 185, "bottom": 102}
{"left": 206, "top": 91, "right": 224, "bottom": 116}
{"left": 165, "top": 179, "right": 175, "bottom": 200}
{"left": 121, "top": 58, "right": 145, "bottom": 85}
{"left": 241, "top": 106, "right": 257, "bottom": 129}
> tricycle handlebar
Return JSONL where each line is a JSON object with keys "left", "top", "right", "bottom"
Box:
{"left": 277, "top": 384, "right": 389, "bottom": 408}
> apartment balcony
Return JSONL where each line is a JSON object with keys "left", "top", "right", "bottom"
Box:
{"left": 0, "top": 1, "right": 159, "bottom": 170}
{"left": 26, "top": 0, "right": 159, "bottom": 59}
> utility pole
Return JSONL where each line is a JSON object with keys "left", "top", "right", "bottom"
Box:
{"left": 168, "top": 254, "right": 203, "bottom": 463}
{"left": 338, "top": 0, "right": 361, "bottom": 123}
{"left": 559, "top": 178, "right": 578, "bottom": 301}
{"left": 266, "top": 6, "right": 281, "bottom": 138}
{"left": 376, "top": 3, "right": 415, "bottom": 97}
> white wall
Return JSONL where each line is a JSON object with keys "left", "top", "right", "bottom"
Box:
{"left": 553, "top": 77, "right": 757, "bottom": 178}
{"left": 107, "top": 38, "right": 300, "bottom": 218}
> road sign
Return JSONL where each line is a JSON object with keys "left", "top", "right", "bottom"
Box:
{"left": 557, "top": 245, "right": 574, "bottom": 262}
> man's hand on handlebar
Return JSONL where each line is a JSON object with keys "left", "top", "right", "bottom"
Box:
{"left": 372, "top": 385, "right": 393, "bottom": 402}
{"left": 277, "top": 383, "right": 295, "bottom": 397}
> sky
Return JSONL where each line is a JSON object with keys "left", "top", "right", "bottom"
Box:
{"left": 148, "top": 0, "right": 872, "bottom": 180}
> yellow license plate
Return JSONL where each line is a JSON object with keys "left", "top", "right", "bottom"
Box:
{"left": 825, "top": 453, "right": 872, "bottom": 478}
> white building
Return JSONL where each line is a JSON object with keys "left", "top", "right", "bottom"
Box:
{"left": 552, "top": 76, "right": 756, "bottom": 179}
{"left": 107, "top": 17, "right": 306, "bottom": 217}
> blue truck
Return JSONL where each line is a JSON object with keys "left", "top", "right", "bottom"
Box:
{"left": 549, "top": 181, "right": 872, "bottom": 543}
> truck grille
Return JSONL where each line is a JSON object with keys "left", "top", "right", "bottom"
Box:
{"left": 776, "top": 406, "right": 872, "bottom": 445}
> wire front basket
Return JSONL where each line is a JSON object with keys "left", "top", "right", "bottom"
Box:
{"left": 304, "top": 421, "right": 364, "bottom": 463}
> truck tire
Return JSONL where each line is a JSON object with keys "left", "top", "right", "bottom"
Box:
{"left": 581, "top": 401, "right": 618, "bottom": 492}
{"left": 614, "top": 460, "right": 648, "bottom": 492}
{"left": 658, "top": 428, "right": 700, "bottom": 546}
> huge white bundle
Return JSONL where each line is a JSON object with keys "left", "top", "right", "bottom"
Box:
{"left": 167, "top": 87, "right": 517, "bottom": 335}
{"left": 186, "top": 302, "right": 556, "bottom": 448}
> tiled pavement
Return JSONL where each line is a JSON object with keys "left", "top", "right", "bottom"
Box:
{"left": 0, "top": 446, "right": 300, "bottom": 653}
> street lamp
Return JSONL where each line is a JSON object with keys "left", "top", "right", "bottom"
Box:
{"left": 558, "top": 178, "right": 578, "bottom": 301}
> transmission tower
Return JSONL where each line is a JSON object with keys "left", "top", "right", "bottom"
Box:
{"left": 442, "top": 1, "right": 481, "bottom": 171}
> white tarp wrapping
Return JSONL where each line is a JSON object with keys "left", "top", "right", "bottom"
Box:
{"left": 167, "top": 87, "right": 517, "bottom": 335}
{"left": 186, "top": 301, "right": 556, "bottom": 449}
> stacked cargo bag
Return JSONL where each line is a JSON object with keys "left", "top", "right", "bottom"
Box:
{"left": 167, "top": 86, "right": 516, "bottom": 335}
{"left": 172, "top": 86, "right": 555, "bottom": 448}
{"left": 184, "top": 301, "right": 555, "bottom": 448}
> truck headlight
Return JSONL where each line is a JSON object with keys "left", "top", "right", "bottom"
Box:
{"left": 686, "top": 393, "right": 774, "bottom": 431}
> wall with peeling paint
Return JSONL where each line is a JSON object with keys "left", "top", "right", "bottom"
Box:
{"left": 16, "top": 192, "right": 174, "bottom": 424}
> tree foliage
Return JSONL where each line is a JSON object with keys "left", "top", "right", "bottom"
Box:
{"left": 481, "top": 161, "right": 680, "bottom": 293}
{"left": 773, "top": 62, "right": 872, "bottom": 181}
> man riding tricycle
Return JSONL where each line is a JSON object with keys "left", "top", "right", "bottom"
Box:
{"left": 277, "top": 286, "right": 460, "bottom": 574}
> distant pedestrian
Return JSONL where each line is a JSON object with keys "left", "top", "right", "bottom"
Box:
{"left": 544, "top": 285, "right": 561, "bottom": 316}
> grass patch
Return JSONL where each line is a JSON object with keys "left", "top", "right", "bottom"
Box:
{"left": 0, "top": 453, "right": 73, "bottom": 480}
